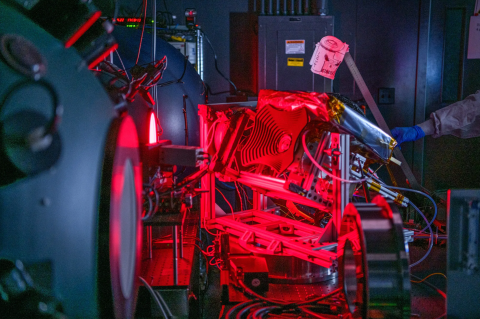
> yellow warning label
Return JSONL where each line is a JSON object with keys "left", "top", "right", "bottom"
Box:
{"left": 287, "top": 57, "right": 304, "bottom": 67}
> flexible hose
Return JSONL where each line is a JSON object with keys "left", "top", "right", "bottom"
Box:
{"left": 226, "top": 300, "right": 257, "bottom": 319}
{"left": 408, "top": 201, "right": 434, "bottom": 268}
{"left": 236, "top": 302, "right": 265, "bottom": 319}
{"left": 138, "top": 276, "right": 172, "bottom": 318}
{"left": 301, "top": 131, "right": 366, "bottom": 184}
{"left": 237, "top": 280, "right": 289, "bottom": 305}
{"left": 252, "top": 306, "right": 280, "bottom": 319}
{"left": 380, "top": 184, "right": 437, "bottom": 233}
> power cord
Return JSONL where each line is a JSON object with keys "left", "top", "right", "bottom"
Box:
{"left": 201, "top": 30, "right": 238, "bottom": 94}
{"left": 138, "top": 276, "right": 173, "bottom": 318}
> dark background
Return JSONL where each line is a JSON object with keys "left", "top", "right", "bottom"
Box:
{"left": 116, "top": 0, "right": 480, "bottom": 193}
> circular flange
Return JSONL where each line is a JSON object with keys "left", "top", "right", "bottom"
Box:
{"left": 338, "top": 196, "right": 411, "bottom": 319}
{"left": 98, "top": 115, "right": 142, "bottom": 318}
{"left": 0, "top": 34, "right": 47, "bottom": 80}
{"left": 0, "top": 110, "right": 61, "bottom": 185}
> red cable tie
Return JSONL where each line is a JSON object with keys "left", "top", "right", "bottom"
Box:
{"left": 88, "top": 43, "right": 119, "bottom": 69}
{"left": 65, "top": 11, "right": 102, "bottom": 48}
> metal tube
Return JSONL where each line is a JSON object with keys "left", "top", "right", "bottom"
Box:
{"left": 298, "top": 0, "right": 302, "bottom": 14}
{"left": 196, "top": 29, "right": 204, "bottom": 81}
{"left": 261, "top": 0, "right": 265, "bottom": 15}
{"left": 276, "top": 0, "right": 280, "bottom": 15}
{"left": 319, "top": 0, "right": 328, "bottom": 15}
{"left": 290, "top": 0, "right": 295, "bottom": 15}
{"left": 268, "top": 0, "right": 273, "bottom": 14}
{"left": 173, "top": 225, "right": 178, "bottom": 285}
{"left": 283, "top": 0, "right": 287, "bottom": 15}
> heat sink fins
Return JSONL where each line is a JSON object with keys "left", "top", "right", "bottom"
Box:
{"left": 241, "top": 104, "right": 307, "bottom": 173}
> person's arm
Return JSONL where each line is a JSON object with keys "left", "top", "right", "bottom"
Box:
{"left": 392, "top": 90, "right": 480, "bottom": 145}
{"left": 426, "top": 90, "right": 480, "bottom": 138}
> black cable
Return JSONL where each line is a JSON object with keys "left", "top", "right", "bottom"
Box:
{"left": 239, "top": 183, "right": 248, "bottom": 210}
{"left": 154, "top": 55, "right": 188, "bottom": 88}
{"left": 183, "top": 94, "right": 189, "bottom": 146}
{"left": 252, "top": 305, "right": 280, "bottom": 319}
{"left": 138, "top": 276, "right": 172, "bottom": 318}
{"left": 298, "top": 306, "right": 331, "bottom": 319}
{"left": 125, "top": 60, "right": 156, "bottom": 71}
{"left": 142, "top": 189, "right": 153, "bottom": 220}
{"left": 241, "top": 184, "right": 252, "bottom": 207}
{"left": 99, "top": 60, "right": 129, "bottom": 82}
{"left": 172, "top": 95, "right": 190, "bottom": 178}
{"left": 158, "top": 168, "right": 208, "bottom": 197}
{"left": 216, "top": 180, "right": 236, "bottom": 191}
{"left": 133, "top": 0, "right": 144, "bottom": 17}
{"left": 201, "top": 81, "right": 209, "bottom": 102}
{"left": 142, "top": 183, "right": 159, "bottom": 220}
{"left": 201, "top": 31, "right": 238, "bottom": 94}
{"left": 204, "top": 83, "right": 232, "bottom": 96}
{"left": 236, "top": 302, "right": 265, "bottom": 319}
{"left": 237, "top": 280, "right": 289, "bottom": 305}
{"left": 226, "top": 300, "right": 257, "bottom": 319}
{"left": 294, "top": 287, "right": 342, "bottom": 306}
{"left": 236, "top": 280, "right": 342, "bottom": 316}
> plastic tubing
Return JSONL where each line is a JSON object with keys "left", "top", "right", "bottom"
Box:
{"left": 301, "top": 131, "right": 367, "bottom": 184}
{"left": 138, "top": 276, "right": 172, "bottom": 318}
{"left": 408, "top": 201, "right": 434, "bottom": 268}
{"left": 236, "top": 302, "right": 265, "bottom": 319}
{"left": 252, "top": 306, "right": 280, "bottom": 319}
{"left": 226, "top": 300, "right": 257, "bottom": 319}
{"left": 380, "top": 184, "right": 437, "bottom": 233}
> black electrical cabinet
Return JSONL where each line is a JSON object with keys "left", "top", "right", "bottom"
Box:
{"left": 258, "top": 15, "right": 334, "bottom": 93}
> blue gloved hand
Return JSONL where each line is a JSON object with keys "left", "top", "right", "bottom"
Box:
{"left": 391, "top": 126, "right": 425, "bottom": 145}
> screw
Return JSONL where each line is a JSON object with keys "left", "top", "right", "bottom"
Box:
{"left": 38, "top": 302, "right": 48, "bottom": 313}
{"left": 40, "top": 197, "right": 51, "bottom": 207}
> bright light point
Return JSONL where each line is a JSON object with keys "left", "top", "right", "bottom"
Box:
{"left": 149, "top": 112, "right": 157, "bottom": 144}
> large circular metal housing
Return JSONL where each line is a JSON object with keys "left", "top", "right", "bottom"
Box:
{"left": 0, "top": 3, "right": 142, "bottom": 318}
{"left": 337, "top": 196, "right": 411, "bottom": 319}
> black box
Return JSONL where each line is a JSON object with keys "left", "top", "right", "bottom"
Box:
{"left": 230, "top": 256, "right": 269, "bottom": 293}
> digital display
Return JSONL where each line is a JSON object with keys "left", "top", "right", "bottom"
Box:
{"left": 115, "top": 17, "right": 150, "bottom": 27}
{"left": 116, "top": 17, "right": 142, "bottom": 23}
